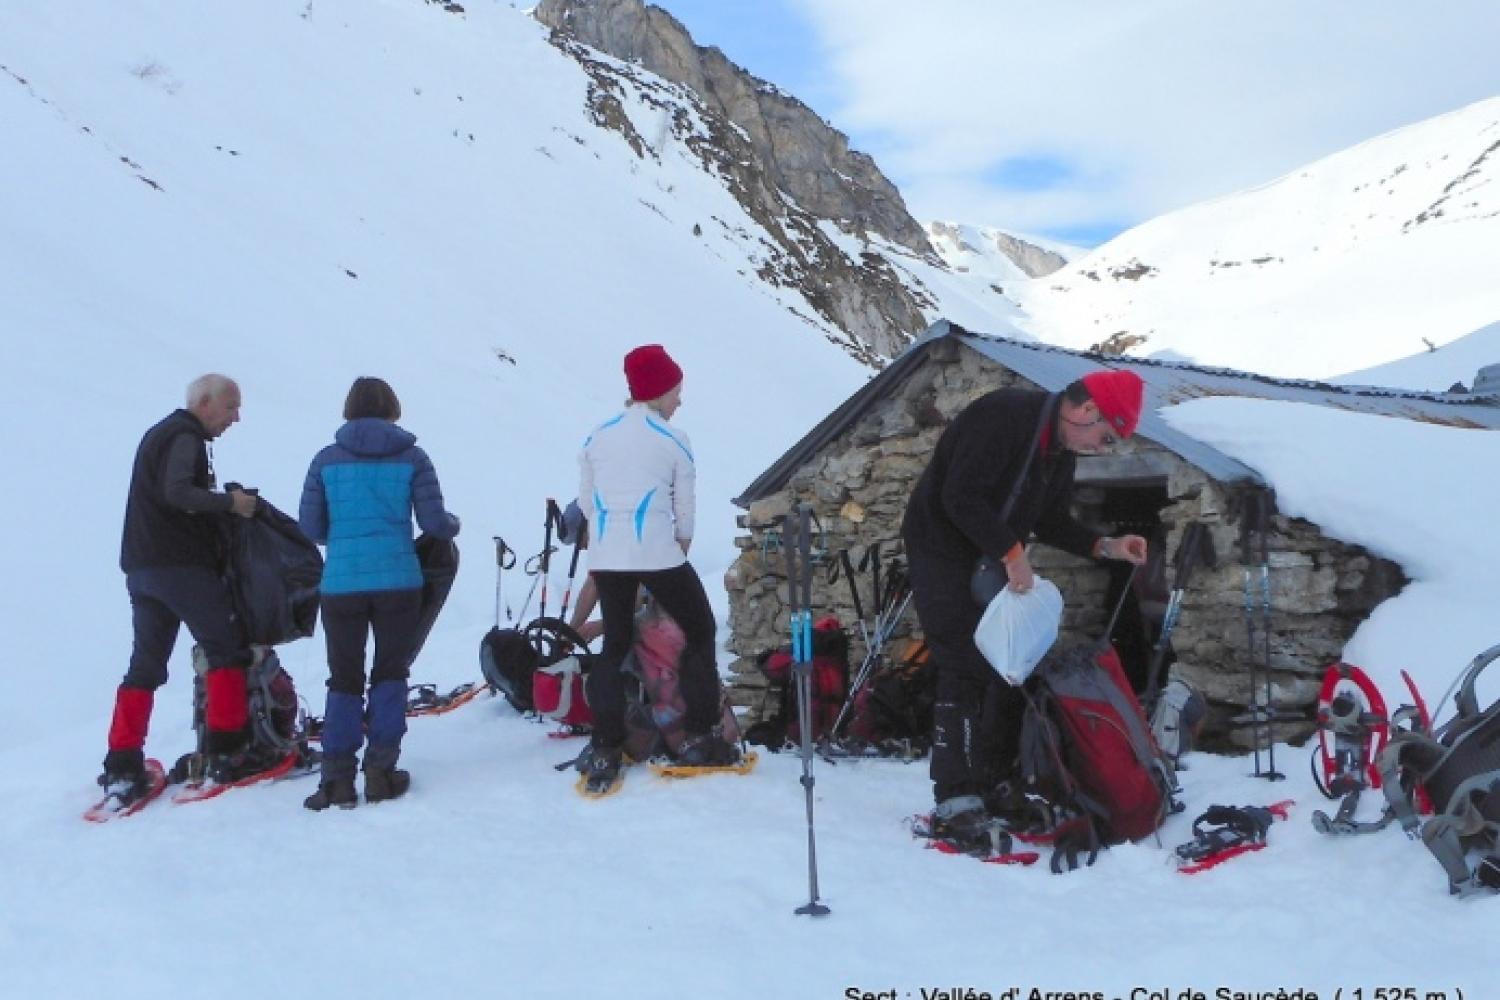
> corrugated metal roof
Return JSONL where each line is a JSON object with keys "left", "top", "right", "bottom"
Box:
{"left": 735, "top": 319, "right": 1500, "bottom": 506}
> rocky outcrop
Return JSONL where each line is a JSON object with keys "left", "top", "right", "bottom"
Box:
{"left": 535, "top": 0, "right": 940, "bottom": 360}
{"left": 990, "top": 231, "right": 1067, "bottom": 278}
{"left": 537, "top": 0, "right": 931, "bottom": 254}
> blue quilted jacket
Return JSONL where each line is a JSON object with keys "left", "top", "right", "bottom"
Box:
{"left": 298, "top": 419, "right": 459, "bottom": 596}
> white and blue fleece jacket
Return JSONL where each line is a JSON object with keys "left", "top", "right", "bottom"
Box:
{"left": 578, "top": 404, "right": 696, "bottom": 572}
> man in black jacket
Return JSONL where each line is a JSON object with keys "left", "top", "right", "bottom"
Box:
{"left": 99, "top": 374, "right": 259, "bottom": 809}
{"left": 901, "top": 371, "right": 1150, "bottom": 836}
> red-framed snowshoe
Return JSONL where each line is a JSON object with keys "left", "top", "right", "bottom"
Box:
{"left": 84, "top": 759, "right": 168, "bottom": 823}
{"left": 1315, "top": 662, "right": 1389, "bottom": 794}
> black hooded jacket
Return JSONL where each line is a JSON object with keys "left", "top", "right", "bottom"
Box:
{"left": 900, "top": 389, "right": 1099, "bottom": 568}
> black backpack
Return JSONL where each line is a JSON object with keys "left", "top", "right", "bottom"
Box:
{"left": 480, "top": 616, "right": 591, "bottom": 716}
{"left": 480, "top": 625, "right": 540, "bottom": 712}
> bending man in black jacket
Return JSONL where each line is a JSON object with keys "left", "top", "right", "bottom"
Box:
{"left": 900, "top": 371, "right": 1149, "bottom": 837}
{"left": 99, "top": 374, "right": 259, "bottom": 809}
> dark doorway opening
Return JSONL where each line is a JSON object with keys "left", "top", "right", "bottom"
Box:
{"left": 1076, "top": 481, "right": 1173, "bottom": 698}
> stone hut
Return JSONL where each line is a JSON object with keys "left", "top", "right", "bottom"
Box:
{"left": 724, "top": 321, "right": 1500, "bottom": 746}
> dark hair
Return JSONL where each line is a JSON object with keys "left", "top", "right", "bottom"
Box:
{"left": 1062, "top": 379, "right": 1091, "bottom": 405}
{"left": 343, "top": 377, "right": 401, "bottom": 421}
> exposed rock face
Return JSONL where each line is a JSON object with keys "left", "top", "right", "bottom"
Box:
{"left": 535, "top": 0, "right": 939, "bottom": 360}
{"left": 989, "top": 231, "right": 1067, "bottom": 278}
{"left": 537, "top": 0, "right": 930, "bottom": 253}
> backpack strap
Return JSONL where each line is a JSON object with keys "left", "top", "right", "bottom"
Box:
{"left": 971, "top": 394, "right": 1061, "bottom": 603}
{"left": 1450, "top": 643, "right": 1500, "bottom": 724}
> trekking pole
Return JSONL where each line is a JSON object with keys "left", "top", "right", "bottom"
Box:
{"left": 1239, "top": 495, "right": 1264, "bottom": 776}
{"left": 828, "top": 555, "right": 912, "bottom": 743}
{"left": 787, "top": 504, "right": 830, "bottom": 917}
{"left": 834, "top": 548, "right": 871, "bottom": 651}
{"left": 837, "top": 582, "right": 914, "bottom": 733}
{"left": 492, "top": 536, "right": 517, "bottom": 625}
{"left": 1256, "top": 491, "right": 1284, "bottom": 780}
{"left": 538, "top": 499, "right": 563, "bottom": 621}
{"left": 1102, "top": 563, "right": 1139, "bottom": 641}
{"left": 517, "top": 546, "right": 553, "bottom": 623}
{"left": 1239, "top": 489, "right": 1284, "bottom": 780}
{"left": 558, "top": 540, "right": 584, "bottom": 625}
{"left": 1144, "top": 522, "right": 1211, "bottom": 712}
{"left": 826, "top": 548, "right": 871, "bottom": 743}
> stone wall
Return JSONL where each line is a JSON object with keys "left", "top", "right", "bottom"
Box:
{"left": 724, "top": 341, "right": 1407, "bottom": 745}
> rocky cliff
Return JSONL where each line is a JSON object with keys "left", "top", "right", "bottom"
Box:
{"left": 535, "top": 0, "right": 941, "bottom": 360}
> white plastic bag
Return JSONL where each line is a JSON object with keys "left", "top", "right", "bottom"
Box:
{"left": 972, "top": 576, "right": 1063, "bottom": 686}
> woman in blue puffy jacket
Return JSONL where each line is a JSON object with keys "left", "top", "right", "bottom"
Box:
{"left": 298, "top": 377, "right": 460, "bottom": 810}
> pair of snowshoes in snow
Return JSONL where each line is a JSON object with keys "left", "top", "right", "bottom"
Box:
{"left": 573, "top": 730, "right": 756, "bottom": 798}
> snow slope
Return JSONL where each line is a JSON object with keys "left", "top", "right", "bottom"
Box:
{"left": 1336, "top": 319, "right": 1500, "bottom": 392}
{"left": 2, "top": 4, "right": 1497, "bottom": 998}
{"left": 0, "top": 0, "right": 874, "bottom": 752}
{"left": 1013, "top": 96, "right": 1500, "bottom": 379}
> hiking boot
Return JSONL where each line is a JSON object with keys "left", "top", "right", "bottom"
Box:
{"left": 364, "top": 767, "right": 411, "bottom": 803}
{"left": 97, "top": 767, "right": 151, "bottom": 810}
{"left": 931, "top": 794, "right": 992, "bottom": 840}
{"left": 303, "top": 778, "right": 358, "bottom": 812}
{"left": 578, "top": 743, "right": 623, "bottom": 795}
{"left": 676, "top": 729, "right": 743, "bottom": 768}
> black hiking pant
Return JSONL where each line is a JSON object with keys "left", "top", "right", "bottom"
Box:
{"left": 123, "top": 566, "right": 248, "bottom": 687}
{"left": 321, "top": 589, "right": 423, "bottom": 696}
{"left": 588, "top": 563, "right": 719, "bottom": 749}
{"left": 906, "top": 547, "right": 1024, "bottom": 804}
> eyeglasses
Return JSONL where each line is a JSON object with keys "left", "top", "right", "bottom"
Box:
{"left": 1065, "top": 414, "right": 1118, "bottom": 450}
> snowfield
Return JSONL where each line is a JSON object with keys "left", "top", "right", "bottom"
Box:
{"left": 1, "top": 3, "right": 1496, "bottom": 998}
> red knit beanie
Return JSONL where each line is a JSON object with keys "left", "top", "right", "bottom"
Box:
{"left": 624, "top": 344, "right": 683, "bottom": 402}
{"left": 1081, "top": 370, "right": 1145, "bottom": 438}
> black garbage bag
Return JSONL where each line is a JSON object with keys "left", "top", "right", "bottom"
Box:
{"left": 223, "top": 496, "right": 323, "bottom": 645}
{"left": 408, "top": 534, "right": 459, "bottom": 670}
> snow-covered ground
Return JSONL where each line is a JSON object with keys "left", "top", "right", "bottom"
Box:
{"left": 1013, "top": 96, "right": 1500, "bottom": 380}
{"left": 2, "top": 3, "right": 1497, "bottom": 998}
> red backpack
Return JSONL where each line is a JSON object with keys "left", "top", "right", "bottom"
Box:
{"left": 622, "top": 604, "right": 740, "bottom": 761}
{"left": 1019, "top": 642, "right": 1177, "bottom": 843}
{"left": 747, "top": 617, "right": 849, "bottom": 747}
{"left": 527, "top": 618, "right": 594, "bottom": 729}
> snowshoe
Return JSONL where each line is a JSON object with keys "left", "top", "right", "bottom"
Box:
{"left": 650, "top": 751, "right": 759, "bottom": 779}
{"left": 171, "top": 748, "right": 299, "bottom": 804}
{"left": 575, "top": 743, "right": 625, "bottom": 798}
{"left": 1314, "top": 663, "right": 1389, "bottom": 796}
{"left": 675, "top": 729, "right": 743, "bottom": 768}
{"left": 1176, "top": 800, "right": 1293, "bottom": 873}
{"left": 406, "top": 682, "right": 485, "bottom": 718}
{"left": 84, "top": 759, "right": 168, "bottom": 822}
{"left": 909, "top": 810, "right": 1040, "bottom": 866}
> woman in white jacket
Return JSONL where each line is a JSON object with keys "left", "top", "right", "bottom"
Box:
{"left": 575, "top": 344, "right": 738, "bottom": 793}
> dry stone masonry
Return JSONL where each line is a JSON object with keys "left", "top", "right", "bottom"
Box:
{"left": 725, "top": 338, "right": 1406, "bottom": 747}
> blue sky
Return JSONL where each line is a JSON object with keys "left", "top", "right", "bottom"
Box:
{"left": 657, "top": 1, "right": 1500, "bottom": 248}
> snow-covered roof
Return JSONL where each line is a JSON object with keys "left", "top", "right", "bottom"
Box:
{"left": 735, "top": 319, "right": 1500, "bottom": 505}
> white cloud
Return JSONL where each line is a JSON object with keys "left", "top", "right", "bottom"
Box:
{"left": 797, "top": 0, "right": 1500, "bottom": 239}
